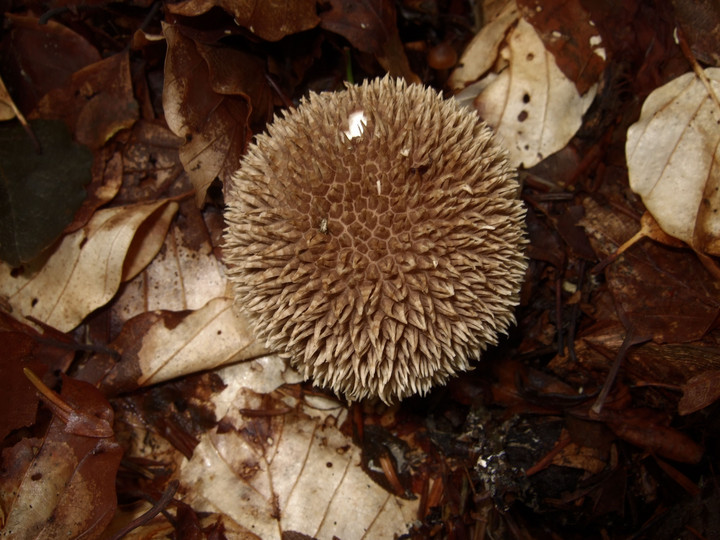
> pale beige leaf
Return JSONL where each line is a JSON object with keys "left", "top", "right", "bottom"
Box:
{"left": 118, "top": 297, "right": 271, "bottom": 388}
{"left": 626, "top": 68, "right": 720, "bottom": 255}
{"left": 448, "top": 0, "right": 519, "bottom": 91}
{"left": 0, "top": 200, "right": 178, "bottom": 332}
{"left": 180, "top": 379, "right": 419, "bottom": 540}
{"left": 454, "top": 17, "right": 596, "bottom": 168}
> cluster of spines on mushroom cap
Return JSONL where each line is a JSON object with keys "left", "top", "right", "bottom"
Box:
{"left": 224, "top": 75, "right": 527, "bottom": 403}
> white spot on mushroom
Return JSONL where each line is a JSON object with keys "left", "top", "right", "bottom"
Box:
{"left": 376, "top": 179, "right": 382, "bottom": 194}
{"left": 345, "top": 110, "right": 367, "bottom": 140}
{"left": 400, "top": 147, "right": 410, "bottom": 157}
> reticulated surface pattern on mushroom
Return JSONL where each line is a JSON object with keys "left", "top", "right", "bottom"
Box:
{"left": 224, "top": 76, "right": 527, "bottom": 403}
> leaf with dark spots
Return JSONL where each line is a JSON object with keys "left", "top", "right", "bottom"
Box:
{"left": 517, "top": 0, "right": 607, "bottom": 95}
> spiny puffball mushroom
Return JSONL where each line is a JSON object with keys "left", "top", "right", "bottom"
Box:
{"left": 224, "top": 76, "right": 527, "bottom": 403}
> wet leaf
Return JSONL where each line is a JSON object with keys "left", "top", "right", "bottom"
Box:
{"left": 0, "top": 119, "right": 91, "bottom": 267}
{"left": 0, "top": 200, "right": 178, "bottom": 332}
{"left": 626, "top": 68, "right": 720, "bottom": 255}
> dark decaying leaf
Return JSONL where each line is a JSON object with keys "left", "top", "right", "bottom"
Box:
{"left": 679, "top": 370, "right": 720, "bottom": 415}
{"left": 581, "top": 197, "right": 720, "bottom": 343}
{"left": 167, "top": 0, "right": 320, "bottom": 42}
{"left": 0, "top": 119, "right": 91, "bottom": 267}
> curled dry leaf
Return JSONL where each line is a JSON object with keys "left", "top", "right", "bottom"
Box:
{"left": 453, "top": 16, "right": 597, "bottom": 168}
{"left": 0, "top": 200, "right": 178, "bottom": 332}
{"left": 179, "top": 381, "right": 418, "bottom": 540}
{"left": 448, "top": 1, "right": 520, "bottom": 92}
{"left": 162, "top": 23, "right": 252, "bottom": 206}
{"left": 626, "top": 68, "right": 720, "bottom": 255}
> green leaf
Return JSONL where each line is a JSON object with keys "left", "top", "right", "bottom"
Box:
{"left": 0, "top": 119, "right": 91, "bottom": 267}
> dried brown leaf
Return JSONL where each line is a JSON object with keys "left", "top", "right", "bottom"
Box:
{"left": 101, "top": 297, "right": 268, "bottom": 395}
{"left": 320, "top": 0, "right": 419, "bottom": 82}
{"left": 167, "top": 0, "right": 319, "bottom": 42}
{"left": 33, "top": 51, "right": 139, "bottom": 149}
{"left": 581, "top": 197, "right": 720, "bottom": 343}
{"left": 679, "top": 370, "right": 720, "bottom": 415}
{"left": 162, "top": 24, "right": 252, "bottom": 205}
{"left": 517, "top": 0, "right": 607, "bottom": 95}
{"left": 1, "top": 14, "right": 100, "bottom": 113}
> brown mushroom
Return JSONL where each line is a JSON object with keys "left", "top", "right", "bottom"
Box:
{"left": 224, "top": 76, "right": 527, "bottom": 403}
